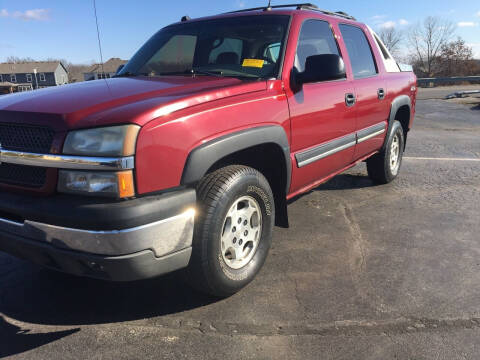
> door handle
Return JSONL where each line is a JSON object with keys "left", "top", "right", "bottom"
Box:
{"left": 345, "top": 93, "right": 356, "bottom": 107}
{"left": 378, "top": 88, "right": 385, "bottom": 100}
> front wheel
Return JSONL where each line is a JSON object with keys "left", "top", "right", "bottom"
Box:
{"left": 185, "top": 165, "right": 275, "bottom": 297}
{"left": 366, "top": 120, "right": 405, "bottom": 184}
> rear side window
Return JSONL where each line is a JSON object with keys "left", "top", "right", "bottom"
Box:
{"left": 295, "top": 19, "right": 339, "bottom": 73}
{"left": 339, "top": 24, "right": 377, "bottom": 78}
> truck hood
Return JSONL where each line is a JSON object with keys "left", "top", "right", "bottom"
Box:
{"left": 0, "top": 76, "right": 266, "bottom": 130}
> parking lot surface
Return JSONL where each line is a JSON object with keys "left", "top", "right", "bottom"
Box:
{"left": 1, "top": 88, "right": 479, "bottom": 359}
{"left": 416, "top": 84, "right": 480, "bottom": 99}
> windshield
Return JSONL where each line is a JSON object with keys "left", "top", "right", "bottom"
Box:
{"left": 118, "top": 15, "right": 290, "bottom": 80}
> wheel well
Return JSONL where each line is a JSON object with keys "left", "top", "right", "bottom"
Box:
{"left": 207, "top": 143, "right": 289, "bottom": 228}
{"left": 395, "top": 105, "right": 410, "bottom": 145}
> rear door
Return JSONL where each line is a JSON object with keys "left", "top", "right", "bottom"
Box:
{"left": 287, "top": 19, "right": 356, "bottom": 194}
{"left": 338, "top": 24, "right": 389, "bottom": 160}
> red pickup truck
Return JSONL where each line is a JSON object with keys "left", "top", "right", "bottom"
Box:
{"left": 0, "top": 4, "right": 416, "bottom": 296}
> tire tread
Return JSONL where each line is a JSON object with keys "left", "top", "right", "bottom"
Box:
{"left": 366, "top": 120, "right": 404, "bottom": 184}
{"left": 186, "top": 165, "right": 270, "bottom": 296}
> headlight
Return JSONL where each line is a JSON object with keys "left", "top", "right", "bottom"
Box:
{"left": 58, "top": 170, "right": 135, "bottom": 198}
{"left": 63, "top": 125, "right": 140, "bottom": 156}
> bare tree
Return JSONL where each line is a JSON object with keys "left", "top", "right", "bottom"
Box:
{"left": 66, "top": 64, "right": 92, "bottom": 83}
{"left": 407, "top": 16, "right": 456, "bottom": 77}
{"left": 437, "top": 37, "right": 476, "bottom": 76}
{"left": 5, "top": 56, "right": 35, "bottom": 63}
{"left": 378, "top": 27, "right": 403, "bottom": 56}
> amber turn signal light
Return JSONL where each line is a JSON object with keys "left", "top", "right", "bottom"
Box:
{"left": 117, "top": 171, "right": 135, "bottom": 198}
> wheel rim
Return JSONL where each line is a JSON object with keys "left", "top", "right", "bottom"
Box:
{"left": 220, "top": 195, "right": 262, "bottom": 270}
{"left": 390, "top": 133, "right": 401, "bottom": 175}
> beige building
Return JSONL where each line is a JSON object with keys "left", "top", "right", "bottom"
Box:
{"left": 83, "top": 58, "right": 128, "bottom": 81}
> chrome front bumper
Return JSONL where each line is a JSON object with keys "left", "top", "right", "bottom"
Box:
{"left": 0, "top": 208, "right": 195, "bottom": 258}
{"left": 0, "top": 204, "right": 196, "bottom": 281}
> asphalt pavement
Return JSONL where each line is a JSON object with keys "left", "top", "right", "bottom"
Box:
{"left": 1, "top": 86, "right": 479, "bottom": 359}
{"left": 416, "top": 84, "right": 480, "bottom": 100}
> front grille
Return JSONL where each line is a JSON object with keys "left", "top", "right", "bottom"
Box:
{"left": 0, "top": 123, "right": 54, "bottom": 188}
{"left": 0, "top": 163, "right": 47, "bottom": 188}
{"left": 0, "top": 123, "right": 55, "bottom": 153}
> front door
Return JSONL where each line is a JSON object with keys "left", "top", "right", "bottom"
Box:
{"left": 287, "top": 19, "right": 356, "bottom": 195}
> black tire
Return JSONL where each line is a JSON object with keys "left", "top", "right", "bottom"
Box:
{"left": 185, "top": 165, "right": 275, "bottom": 297}
{"left": 366, "top": 120, "right": 405, "bottom": 184}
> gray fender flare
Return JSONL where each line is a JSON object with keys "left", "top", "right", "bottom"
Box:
{"left": 181, "top": 126, "right": 292, "bottom": 193}
{"left": 383, "top": 95, "right": 411, "bottom": 150}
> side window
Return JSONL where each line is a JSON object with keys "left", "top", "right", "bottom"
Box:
{"left": 295, "top": 19, "right": 339, "bottom": 73}
{"left": 209, "top": 38, "right": 243, "bottom": 65}
{"left": 264, "top": 42, "right": 281, "bottom": 63}
{"left": 339, "top": 24, "right": 377, "bottom": 78}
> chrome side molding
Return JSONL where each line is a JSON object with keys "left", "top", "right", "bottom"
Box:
{"left": 356, "top": 122, "right": 386, "bottom": 144}
{"left": 295, "top": 122, "right": 386, "bottom": 168}
{"left": 296, "top": 134, "right": 356, "bottom": 168}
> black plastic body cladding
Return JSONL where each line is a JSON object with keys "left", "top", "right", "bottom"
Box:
{"left": 384, "top": 95, "right": 411, "bottom": 150}
{"left": 181, "top": 126, "right": 291, "bottom": 193}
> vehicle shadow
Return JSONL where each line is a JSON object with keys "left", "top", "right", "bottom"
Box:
{"left": 287, "top": 171, "right": 378, "bottom": 205}
{"left": 0, "top": 172, "right": 375, "bottom": 331}
{"left": 0, "top": 262, "right": 217, "bottom": 327}
{"left": 0, "top": 316, "right": 80, "bottom": 359}
{"left": 314, "top": 172, "right": 376, "bottom": 191}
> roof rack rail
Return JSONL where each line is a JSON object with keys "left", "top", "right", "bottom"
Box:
{"left": 227, "top": 3, "right": 315, "bottom": 13}
{"left": 301, "top": 6, "right": 356, "bottom": 20}
{"left": 226, "top": 3, "right": 356, "bottom": 21}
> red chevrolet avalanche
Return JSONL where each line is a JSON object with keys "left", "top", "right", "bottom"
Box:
{"left": 0, "top": 4, "right": 416, "bottom": 296}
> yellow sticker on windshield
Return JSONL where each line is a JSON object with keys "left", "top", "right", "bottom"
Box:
{"left": 242, "top": 59, "right": 265, "bottom": 68}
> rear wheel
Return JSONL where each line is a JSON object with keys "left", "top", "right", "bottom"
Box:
{"left": 185, "top": 165, "right": 274, "bottom": 297}
{"left": 366, "top": 120, "right": 405, "bottom": 184}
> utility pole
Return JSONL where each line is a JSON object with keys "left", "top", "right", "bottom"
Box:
{"left": 33, "top": 68, "right": 38, "bottom": 90}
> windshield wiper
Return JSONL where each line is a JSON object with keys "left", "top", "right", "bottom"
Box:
{"left": 158, "top": 69, "right": 225, "bottom": 77}
{"left": 192, "top": 69, "right": 260, "bottom": 79}
{"left": 157, "top": 69, "right": 261, "bottom": 80}
{"left": 190, "top": 69, "right": 225, "bottom": 77}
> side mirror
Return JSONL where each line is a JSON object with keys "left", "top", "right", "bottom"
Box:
{"left": 297, "top": 54, "right": 346, "bottom": 85}
{"left": 116, "top": 64, "right": 125, "bottom": 74}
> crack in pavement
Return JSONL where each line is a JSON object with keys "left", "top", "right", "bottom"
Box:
{"left": 285, "top": 252, "right": 308, "bottom": 318}
{"left": 340, "top": 203, "right": 368, "bottom": 273}
{"left": 338, "top": 201, "right": 400, "bottom": 316}
{"left": 4, "top": 314, "right": 480, "bottom": 338}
